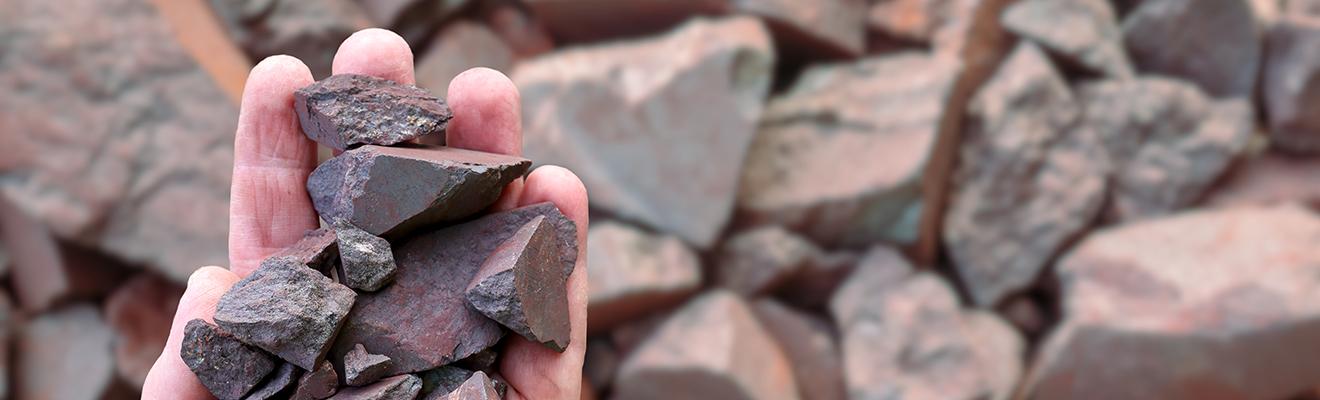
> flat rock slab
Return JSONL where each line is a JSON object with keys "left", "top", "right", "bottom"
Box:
{"left": 181, "top": 319, "right": 278, "bottom": 400}
{"left": 586, "top": 221, "right": 701, "bottom": 331}
{"left": 329, "top": 374, "right": 421, "bottom": 400}
{"left": 345, "top": 344, "right": 393, "bottom": 386}
{"left": 715, "top": 226, "right": 822, "bottom": 297}
{"left": 432, "top": 371, "right": 500, "bottom": 400}
{"left": 292, "top": 360, "right": 339, "bottom": 400}
{"left": 614, "top": 291, "right": 801, "bottom": 400}
{"left": 215, "top": 257, "right": 357, "bottom": 370}
{"left": 738, "top": 51, "right": 958, "bottom": 248}
{"left": 943, "top": 42, "right": 1108, "bottom": 307}
{"left": 751, "top": 299, "right": 846, "bottom": 400}
{"left": 335, "top": 222, "right": 398, "bottom": 291}
{"left": 307, "top": 145, "right": 531, "bottom": 237}
{"left": 271, "top": 228, "right": 340, "bottom": 275}
{"left": 16, "top": 304, "right": 118, "bottom": 400}
{"left": 1002, "top": 0, "right": 1132, "bottom": 78}
{"left": 515, "top": 16, "right": 773, "bottom": 247}
{"left": 1263, "top": 17, "right": 1320, "bottom": 154}
{"left": 333, "top": 202, "right": 577, "bottom": 375}
{"left": 295, "top": 74, "right": 452, "bottom": 150}
{"left": 244, "top": 362, "right": 301, "bottom": 400}
{"left": 1122, "top": 0, "right": 1260, "bottom": 98}
{"left": 466, "top": 216, "right": 572, "bottom": 351}
{"left": 1025, "top": 205, "right": 1320, "bottom": 399}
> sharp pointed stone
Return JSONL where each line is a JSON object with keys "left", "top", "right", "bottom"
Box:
{"left": 307, "top": 145, "right": 531, "bottom": 237}
{"left": 328, "top": 374, "right": 422, "bottom": 400}
{"left": 295, "top": 74, "right": 453, "bottom": 150}
{"left": 291, "top": 360, "right": 339, "bottom": 400}
{"left": 335, "top": 222, "right": 398, "bottom": 292}
{"left": 432, "top": 371, "right": 500, "bottom": 400}
{"left": 418, "top": 366, "right": 477, "bottom": 399}
{"left": 345, "top": 344, "right": 394, "bottom": 386}
{"left": 243, "top": 362, "right": 301, "bottom": 400}
{"left": 271, "top": 228, "right": 340, "bottom": 276}
{"left": 466, "top": 216, "right": 572, "bottom": 352}
{"left": 181, "top": 319, "right": 278, "bottom": 400}
{"left": 215, "top": 257, "right": 357, "bottom": 370}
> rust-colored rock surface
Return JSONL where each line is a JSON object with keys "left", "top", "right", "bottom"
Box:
{"left": 586, "top": 221, "right": 701, "bottom": 331}
{"left": 466, "top": 216, "right": 572, "bottom": 352}
{"left": 292, "top": 360, "right": 339, "bottom": 400}
{"left": 752, "top": 299, "right": 846, "bottom": 400}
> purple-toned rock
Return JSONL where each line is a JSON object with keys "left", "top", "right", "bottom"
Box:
{"left": 1206, "top": 153, "right": 1320, "bottom": 209}
{"left": 1264, "top": 17, "right": 1320, "bottom": 154}
{"left": 335, "top": 222, "right": 397, "bottom": 291}
{"left": 215, "top": 257, "right": 357, "bottom": 370}
{"left": 15, "top": 304, "right": 118, "bottom": 400}
{"left": 716, "top": 226, "right": 822, "bottom": 297}
{"left": 271, "top": 228, "right": 340, "bottom": 275}
{"left": 432, "top": 371, "right": 500, "bottom": 400}
{"left": 1002, "top": 0, "right": 1132, "bottom": 78}
{"left": 1122, "top": 0, "right": 1260, "bottom": 98}
{"left": 516, "top": 17, "right": 773, "bottom": 247}
{"left": 333, "top": 202, "right": 576, "bottom": 375}
{"left": 467, "top": 216, "right": 571, "bottom": 352}
{"left": 345, "top": 344, "right": 394, "bottom": 386}
{"left": 354, "top": 0, "right": 470, "bottom": 44}
{"left": 245, "top": 362, "right": 302, "bottom": 400}
{"left": 329, "top": 374, "right": 422, "bottom": 400}
{"left": 209, "top": 0, "right": 370, "bottom": 77}
{"left": 295, "top": 74, "right": 453, "bottom": 150}
{"left": 181, "top": 319, "right": 278, "bottom": 400}
{"left": 292, "top": 360, "right": 339, "bottom": 400}
{"left": 752, "top": 299, "right": 846, "bottom": 400}
{"left": 586, "top": 221, "right": 701, "bottom": 331}
{"left": 454, "top": 349, "right": 498, "bottom": 372}
{"left": 307, "top": 145, "right": 531, "bottom": 237}
{"left": 105, "top": 274, "right": 184, "bottom": 389}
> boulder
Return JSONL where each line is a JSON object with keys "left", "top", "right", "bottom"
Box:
{"left": 215, "top": 257, "right": 357, "bottom": 370}
{"left": 1122, "top": 0, "right": 1261, "bottom": 98}
{"left": 1002, "top": 0, "right": 1133, "bottom": 78}
{"left": 586, "top": 221, "right": 701, "bottom": 331}
{"left": 15, "top": 305, "right": 122, "bottom": 400}
{"left": 1263, "top": 17, "right": 1320, "bottom": 154}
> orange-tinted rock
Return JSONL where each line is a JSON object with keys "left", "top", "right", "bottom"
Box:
{"left": 16, "top": 305, "right": 121, "bottom": 400}
{"left": 586, "top": 221, "right": 701, "bottom": 331}
{"left": 416, "top": 21, "right": 515, "bottom": 102}
{"left": 466, "top": 216, "right": 571, "bottom": 351}
{"left": 104, "top": 274, "right": 184, "bottom": 389}
{"left": 752, "top": 299, "right": 846, "bottom": 400}
{"left": 1122, "top": 0, "right": 1261, "bottom": 98}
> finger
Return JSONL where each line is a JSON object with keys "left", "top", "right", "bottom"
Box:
{"left": 499, "top": 166, "right": 589, "bottom": 400}
{"left": 446, "top": 68, "right": 525, "bottom": 209}
{"left": 229, "top": 55, "right": 320, "bottom": 277}
{"left": 141, "top": 267, "right": 241, "bottom": 400}
{"left": 332, "top": 28, "right": 415, "bottom": 84}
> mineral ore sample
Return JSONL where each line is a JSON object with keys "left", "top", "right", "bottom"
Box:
{"left": 181, "top": 319, "right": 279, "bottom": 400}
{"left": 271, "top": 228, "right": 340, "bottom": 275}
{"left": 466, "top": 216, "right": 572, "bottom": 352}
{"left": 328, "top": 374, "right": 422, "bottom": 400}
{"left": 215, "top": 257, "right": 357, "bottom": 370}
{"left": 292, "top": 360, "right": 339, "bottom": 400}
{"left": 335, "top": 222, "right": 398, "bottom": 291}
{"left": 295, "top": 74, "right": 453, "bottom": 150}
{"left": 345, "top": 344, "right": 394, "bottom": 386}
{"left": 433, "top": 371, "right": 500, "bottom": 400}
{"left": 244, "top": 362, "right": 302, "bottom": 400}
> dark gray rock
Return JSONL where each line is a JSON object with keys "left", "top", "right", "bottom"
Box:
{"left": 1002, "top": 0, "right": 1132, "bottom": 78}
{"left": 418, "top": 366, "right": 476, "bottom": 398}
{"left": 295, "top": 74, "right": 452, "bottom": 150}
{"left": 335, "top": 222, "right": 397, "bottom": 291}
{"left": 181, "top": 319, "right": 278, "bottom": 400}
{"left": 270, "top": 228, "right": 339, "bottom": 275}
{"left": 1122, "top": 0, "right": 1261, "bottom": 98}
{"left": 244, "top": 362, "right": 301, "bottom": 400}
{"left": 431, "top": 371, "right": 500, "bottom": 400}
{"left": 215, "top": 257, "right": 357, "bottom": 370}
{"left": 307, "top": 145, "right": 531, "bottom": 237}
{"left": 292, "top": 360, "right": 339, "bottom": 400}
{"left": 345, "top": 344, "right": 393, "bottom": 386}
{"left": 466, "top": 216, "right": 572, "bottom": 352}
{"left": 329, "top": 374, "right": 422, "bottom": 400}
{"left": 1263, "top": 17, "right": 1320, "bottom": 154}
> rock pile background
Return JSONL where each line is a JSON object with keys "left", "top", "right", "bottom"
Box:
{"left": 2, "top": 0, "right": 1320, "bottom": 399}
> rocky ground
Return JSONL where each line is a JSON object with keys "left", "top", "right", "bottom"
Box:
{"left": 1, "top": 0, "right": 1320, "bottom": 399}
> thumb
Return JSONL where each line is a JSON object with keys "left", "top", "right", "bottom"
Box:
{"left": 142, "top": 266, "right": 240, "bottom": 400}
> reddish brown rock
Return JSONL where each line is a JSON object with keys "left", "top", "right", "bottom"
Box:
{"left": 333, "top": 202, "right": 576, "bottom": 375}
{"left": 307, "top": 145, "right": 531, "bottom": 237}
{"left": 245, "top": 362, "right": 302, "bottom": 400}
{"left": 416, "top": 21, "right": 515, "bottom": 102}
{"left": 738, "top": 51, "right": 958, "bottom": 248}
{"left": 0, "top": 195, "right": 128, "bottom": 312}
{"left": 716, "top": 226, "right": 821, "bottom": 297}
{"left": 418, "top": 366, "right": 478, "bottom": 398}
{"left": 181, "top": 319, "right": 279, "bottom": 400}
{"left": 466, "top": 216, "right": 571, "bottom": 351}
{"left": 335, "top": 222, "right": 397, "bottom": 291}
{"left": 614, "top": 291, "right": 801, "bottom": 400}
{"left": 345, "top": 344, "right": 394, "bottom": 386}
{"left": 295, "top": 74, "right": 453, "bottom": 150}
{"left": 329, "top": 374, "right": 422, "bottom": 400}
{"left": 476, "top": 0, "right": 555, "bottom": 58}
{"left": 1122, "top": 0, "right": 1261, "bottom": 98}
{"left": 271, "top": 227, "right": 340, "bottom": 275}
{"left": 752, "top": 299, "right": 846, "bottom": 400}
{"left": 1002, "top": 0, "right": 1132, "bottom": 78}
{"left": 105, "top": 274, "right": 184, "bottom": 389}
{"left": 1025, "top": 205, "right": 1320, "bottom": 399}
{"left": 354, "top": 0, "right": 470, "bottom": 44}
{"left": 215, "top": 257, "right": 357, "bottom": 370}
{"left": 586, "top": 221, "right": 701, "bottom": 331}
{"left": 292, "top": 360, "right": 339, "bottom": 400}
{"left": 1205, "top": 153, "right": 1320, "bottom": 209}
{"left": 773, "top": 251, "right": 859, "bottom": 310}
{"left": 208, "top": 0, "right": 370, "bottom": 77}
{"left": 433, "top": 371, "right": 500, "bottom": 400}
{"left": 1264, "top": 17, "right": 1320, "bottom": 154}
{"left": 944, "top": 42, "right": 1108, "bottom": 307}
{"left": 16, "top": 305, "right": 120, "bottom": 400}
{"left": 0, "top": 0, "right": 237, "bottom": 283}
{"left": 516, "top": 17, "right": 773, "bottom": 247}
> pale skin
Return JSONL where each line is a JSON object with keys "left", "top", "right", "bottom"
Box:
{"left": 141, "top": 29, "right": 588, "bottom": 400}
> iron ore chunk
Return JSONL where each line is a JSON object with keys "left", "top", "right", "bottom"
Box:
{"left": 432, "top": 371, "right": 501, "bottom": 400}
{"left": 345, "top": 344, "right": 394, "bottom": 386}
{"left": 181, "top": 319, "right": 278, "bottom": 400}
{"left": 271, "top": 228, "right": 340, "bottom": 275}
{"left": 335, "top": 222, "right": 398, "bottom": 291}
{"left": 418, "top": 366, "right": 476, "bottom": 398}
{"left": 329, "top": 374, "right": 422, "bottom": 400}
{"left": 244, "top": 362, "right": 302, "bottom": 400}
{"left": 466, "top": 216, "right": 572, "bottom": 352}
{"left": 292, "top": 360, "right": 339, "bottom": 400}
{"left": 215, "top": 257, "right": 357, "bottom": 370}
{"left": 307, "top": 145, "right": 531, "bottom": 237}
{"left": 332, "top": 202, "right": 577, "bottom": 375}
{"left": 295, "top": 74, "right": 453, "bottom": 150}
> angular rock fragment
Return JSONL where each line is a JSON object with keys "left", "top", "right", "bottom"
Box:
{"left": 586, "top": 221, "right": 701, "bottom": 331}
{"left": 1205, "top": 153, "right": 1320, "bottom": 209}
{"left": 739, "top": 51, "right": 958, "bottom": 248}
{"left": 1024, "top": 205, "right": 1320, "bottom": 399}
{"left": 292, "top": 360, "right": 339, "bottom": 400}
{"left": 308, "top": 145, "right": 531, "bottom": 237}
{"left": 432, "top": 371, "right": 500, "bottom": 400}
{"left": 0, "top": 195, "right": 130, "bottom": 313}
{"left": 15, "top": 304, "right": 118, "bottom": 400}
{"left": 944, "top": 42, "right": 1108, "bottom": 307}
{"left": 614, "top": 291, "right": 801, "bottom": 400}
{"left": 454, "top": 349, "right": 499, "bottom": 372}
{"left": 245, "top": 362, "right": 302, "bottom": 400}
{"left": 345, "top": 344, "right": 394, "bottom": 386}
{"left": 271, "top": 227, "right": 340, "bottom": 275}
{"left": 333, "top": 203, "right": 576, "bottom": 375}
{"left": 516, "top": 17, "right": 773, "bottom": 247}
{"left": 1002, "top": 0, "right": 1132, "bottom": 78}
{"left": 1122, "top": 0, "right": 1261, "bottom": 97}
{"left": 181, "top": 319, "right": 279, "bottom": 400}
{"left": 105, "top": 274, "right": 184, "bottom": 389}
{"left": 716, "top": 226, "right": 822, "bottom": 297}
{"left": 1077, "top": 77, "right": 1254, "bottom": 221}
{"left": 215, "top": 257, "right": 357, "bottom": 370}
{"left": 1264, "top": 17, "right": 1320, "bottom": 154}
{"left": 418, "top": 366, "right": 478, "bottom": 398}
{"left": 335, "top": 222, "right": 398, "bottom": 291}
{"left": 296, "top": 74, "right": 453, "bottom": 150}
{"left": 831, "top": 252, "right": 1023, "bottom": 400}
{"left": 329, "top": 374, "right": 422, "bottom": 400}
{"left": 209, "top": 0, "right": 370, "bottom": 77}
{"left": 416, "top": 21, "right": 515, "bottom": 104}
{"left": 752, "top": 300, "right": 846, "bottom": 400}
{"left": 467, "top": 216, "right": 571, "bottom": 351}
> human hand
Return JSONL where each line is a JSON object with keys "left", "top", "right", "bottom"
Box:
{"left": 141, "top": 28, "right": 588, "bottom": 400}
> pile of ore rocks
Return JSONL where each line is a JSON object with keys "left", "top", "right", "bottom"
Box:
{"left": 180, "top": 74, "right": 574, "bottom": 400}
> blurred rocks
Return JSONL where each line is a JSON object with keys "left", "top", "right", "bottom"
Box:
{"left": 583, "top": 338, "right": 619, "bottom": 391}
{"left": 716, "top": 226, "right": 821, "bottom": 297}
{"left": 354, "top": 0, "right": 470, "bottom": 44}
{"left": 517, "top": 16, "right": 774, "bottom": 248}
{"left": 416, "top": 21, "right": 515, "bottom": 101}
{"left": 1026, "top": 205, "right": 1320, "bottom": 399}
{"left": 1206, "top": 153, "right": 1320, "bottom": 209}
{"left": 209, "top": 0, "right": 370, "bottom": 77}
{"left": 215, "top": 257, "right": 357, "bottom": 370}
{"left": 295, "top": 74, "right": 453, "bottom": 150}
{"left": 466, "top": 216, "right": 572, "bottom": 352}
{"left": 1002, "top": 0, "right": 1133, "bottom": 78}
{"left": 614, "top": 291, "right": 801, "bottom": 400}
{"left": 944, "top": 42, "right": 1107, "bottom": 307}
{"left": 586, "top": 221, "right": 701, "bottom": 331}
{"left": 475, "top": 0, "right": 555, "bottom": 58}
{"left": 1264, "top": 17, "right": 1320, "bottom": 154}
{"left": 831, "top": 248, "right": 1023, "bottom": 400}
{"left": 0, "top": 195, "right": 128, "bottom": 312}
{"left": 740, "top": 52, "right": 957, "bottom": 248}
{"left": 752, "top": 299, "right": 846, "bottom": 400}
{"left": 104, "top": 274, "right": 184, "bottom": 389}
{"left": 1122, "top": 0, "right": 1261, "bottom": 98}
{"left": 0, "top": 0, "right": 237, "bottom": 283}
{"left": 16, "top": 305, "right": 119, "bottom": 400}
